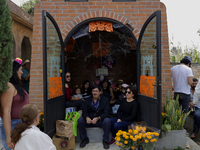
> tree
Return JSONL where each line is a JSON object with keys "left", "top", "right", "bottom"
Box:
{"left": 0, "top": 0, "right": 13, "bottom": 93}
{"left": 20, "top": 0, "right": 40, "bottom": 16}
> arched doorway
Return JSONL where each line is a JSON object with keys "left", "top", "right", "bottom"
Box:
{"left": 42, "top": 11, "right": 161, "bottom": 137}
{"left": 21, "top": 36, "right": 32, "bottom": 62}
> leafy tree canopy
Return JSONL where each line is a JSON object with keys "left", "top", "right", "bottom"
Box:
{"left": 20, "top": 0, "right": 40, "bottom": 16}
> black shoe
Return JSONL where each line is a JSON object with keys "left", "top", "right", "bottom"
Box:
{"left": 103, "top": 140, "right": 109, "bottom": 149}
{"left": 80, "top": 138, "right": 89, "bottom": 148}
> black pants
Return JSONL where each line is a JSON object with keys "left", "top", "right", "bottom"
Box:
{"left": 174, "top": 93, "right": 190, "bottom": 114}
{"left": 66, "top": 100, "right": 84, "bottom": 111}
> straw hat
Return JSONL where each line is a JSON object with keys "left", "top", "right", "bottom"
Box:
{"left": 23, "top": 59, "right": 30, "bottom": 66}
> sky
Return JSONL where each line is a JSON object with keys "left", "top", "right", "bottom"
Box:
{"left": 11, "top": 0, "right": 200, "bottom": 50}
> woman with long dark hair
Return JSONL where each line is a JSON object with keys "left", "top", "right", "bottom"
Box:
{"left": 11, "top": 104, "right": 56, "bottom": 150}
{"left": 109, "top": 86, "right": 138, "bottom": 145}
{"left": 65, "top": 71, "right": 84, "bottom": 110}
{"left": 0, "top": 58, "right": 29, "bottom": 150}
{"left": 81, "top": 80, "right": 92, "bottom": 100}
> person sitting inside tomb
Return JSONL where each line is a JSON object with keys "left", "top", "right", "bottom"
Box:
{"left": 101, "top": 79, "right": 115, "bottom": 105}
{"left": 109, "top": 86, "right": 139, "bottom": 145}
{"left": 81, "top": 80, "right": 92, "bottom": 100}
{"left": 72, "top": 87, "right": 83, "bottom": 100}
{"left": 78, "top": 85, "right": 111, "bottom": 149}
{"left": 65, "top": 71, "right": 84, "bottom": 111}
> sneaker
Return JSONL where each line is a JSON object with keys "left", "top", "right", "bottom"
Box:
{"left": 80, "top": 138, "right": 89, "bottom": 148}
{"left": 108, "top": 138, "right": 116, "bottom": 145}
{"left": 103, "top": 140, "right": 109, "bottom": 149}
{"left": 191, "top": 133, "right": 197, "bottom": 139}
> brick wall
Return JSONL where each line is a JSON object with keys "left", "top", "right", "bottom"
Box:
{"left": 30, "top": 0, "right": 171, "bottom": 111}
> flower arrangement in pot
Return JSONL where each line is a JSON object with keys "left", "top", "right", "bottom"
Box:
{"left": 115, "top": 125, "right": 159, "bottom": 150}
{"left": 37, "top": 112, "right": 44, "bottom": 131}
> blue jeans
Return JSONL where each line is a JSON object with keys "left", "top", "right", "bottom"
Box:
{"left": 0, "top": 119, "right": 21, "bottom": 150}
{"left": 78, "top": 117, "right": 111, "bottom": 142}
{"left": 110, "top": 117, "right": 132, "bottom": 138}
{"left": 193, "top": 107, "right": 200, "bottom": 134}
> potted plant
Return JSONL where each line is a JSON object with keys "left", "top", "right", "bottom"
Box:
{"left": 155, "top": 92, "right": 191, "bottom": 150}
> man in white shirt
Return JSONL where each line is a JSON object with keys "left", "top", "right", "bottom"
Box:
{"left": 190, "top": 78, "right": 200, "bottom": 139}
{"left": 171, "top": 56, "right": 193, "bottom": 114}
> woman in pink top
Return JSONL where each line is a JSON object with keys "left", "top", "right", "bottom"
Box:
{"left": 0, "top": 58, "right": 29, "bottom": 150}
{"left": 65, "top": 71, "right": 84, "bottom": 111}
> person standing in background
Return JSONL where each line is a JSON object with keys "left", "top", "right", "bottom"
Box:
{"left": 22, "top": 60, "right": 30, "bottom": 93}
{"left": 171, "top": 56, "right": 193, "bottom": 114}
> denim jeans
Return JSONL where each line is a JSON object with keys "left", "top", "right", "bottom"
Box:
{"left": 110, "top": 117, "right": 132, "bottom": 138}
{"left": 78, "top": 117, "right": 111, "bottom": 142}
{"left": 193, "top": 107, "right": 200, "bottom": 134}
{"left": 0, "top": 119, "right": 21, "bottom": 150}
{"left": 174, "top": 93, "right": 190, "bottom": 114}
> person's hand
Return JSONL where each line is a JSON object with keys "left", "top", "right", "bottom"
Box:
{"left": 190, "top": 102, "right": 195, "bottom": 108}
{"left": 6, "top": 137, "right": 14, "bottom": 149}
{"left": 110, "top": 100, "right": 115, "bottom": 104}
{"left": 91, "top": 117, "right": 98, "bottom": 124}
{"left": 117, "top": 119, "right": 122, "bottom": 122}
{"left": 86, "top": 117, "right": 92, "bottom": 124}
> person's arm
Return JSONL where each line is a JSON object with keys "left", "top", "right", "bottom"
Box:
{"left": 0, "top": 83, "right": 15, "bottom": 149}
{"left": 24, "top": 73, "right": 30, "bottom": 81}
{"left": 109, "top": 88, "right": 115, "bottom": 102}
{"left": 188, "top": 76, "right": 193, "bottom": 86}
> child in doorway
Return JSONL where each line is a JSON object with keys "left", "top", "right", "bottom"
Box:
{"left": 73, "top": 87, "right": 83, "bottom": 100}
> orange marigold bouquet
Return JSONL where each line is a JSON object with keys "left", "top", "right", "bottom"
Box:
{"left": 115, "top": 125, "right": 159, "bottom": 150}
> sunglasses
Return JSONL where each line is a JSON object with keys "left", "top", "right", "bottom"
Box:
{"left": 125, "top": 91, "right": 131, "bottom": 94}
{"left": 66, "top": 75, "right": 71, "bottom": 78}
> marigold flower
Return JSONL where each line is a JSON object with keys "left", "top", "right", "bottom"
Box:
{"left": 125, "top": 136, "right": 129, "bottom": 139}
{"left": 133, "top": 130, "right": 138, "bottom": 134}
{"left": 131, "top": 146, "right": 135, "bottom": 149}
{"left": 147, "top": 132, "right": 152, "bottom": 136}
{"left": 116, "top": 142, "right": 121, "bottom": 146}
{"left": 147, "top": 135, "right": 152, "bottom": 139}
{"left": 116, "top": 133, "right": 121, "bottom": 137}
{"left": 138, "top": 135, "right": 142, "bottom": 139}
{"left": 116, "top": 137, "right": 121, "bottom": 142}
{"left": 150, "top": 139, "right": 157, "bottom": 142}
{"left": 132, "top": 138, "right": 137, "bottom": 141}
{"left": 135, "top": 135, "right": 139, "bottom": 139}
{"left": 143, "top": 127, "right": 146, "bottom": 131}
{"left": 130, "top": 135, "right": 133, "bottom": 139}
{"left": 115, "top": 137, "right": 118, "bottom": 140}
{"left": 40, "top": 112, "right": 44, "bottom": 116}
{"left": 124, "top": 140, "right": 128, "bottom": 144}
{"left": 142, "top": 134, "right": 147, "bottom": 138}
{"left": 154, "top": 132, "right": 159, "bottom": 136}
{"left": 128, "top": 129, "right": 133, "bottom": 134}
{"left": 162, "top": 112, "right": 166, "bottom": 116}
{"left": 145, "top": 139, "right": 149, "bottom": 143}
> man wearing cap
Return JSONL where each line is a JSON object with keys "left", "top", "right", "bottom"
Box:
{"left": 22, "top": 59, "right": 30, "bottom": 93}
{"left": 171, "top": 56, "right": 193, "bottom": 114}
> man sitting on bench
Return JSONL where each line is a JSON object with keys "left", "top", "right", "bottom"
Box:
{"left": 78, "top": 85, "right": 111, "bottom": 149}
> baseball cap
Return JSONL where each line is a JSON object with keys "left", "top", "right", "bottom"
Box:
{"left": 122, "top": 83, "right": 129, "bottom": 88}
{"left": 182, "top": 56, "right": 191, "bottom": 63}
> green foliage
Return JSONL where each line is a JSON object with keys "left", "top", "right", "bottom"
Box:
{"left": 173, "top": 146, "right": 186, "bottom": 150}
{"left": 20, "top": 0, "right": 40, "bottom": 16}
{"left": 162, "top": 92, "right": 190, "bottom": 132}
{"left": 0, "top": 0, "right": 13, "bottom": 93}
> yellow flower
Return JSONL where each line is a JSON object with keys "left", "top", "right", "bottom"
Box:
{"left": 116, "top": 132, "right": 121, "bottom": 137}
{"left": 116, "top": 137, "right": 121, "bottom": 142}
{"left": 132, "top": 138, "right": 137, "bottom": 141}
{"left": 130, "top": 135, "right": 133, "bottom": 139}
{"left": 122, "top": 145, "right": 125, "bottom": 148}
{"left": 42, "top": 118, "right": 44, "bottom": 124}
{"left": 147, "top": 132, "right": 152, "bottom": 136}
{"left": 133, "top": 130, "right": 138, "bottom": 134}
{"left": 145, "top": 139, "right": 149, "bottom": 143}
{"left": 40, "top": 112, "right": 44, "bottom": 116}
{"left": 147, "top": 135, "right": 152, "bottom": 139}
{"left": 154, "top": 132, "right": 159, "bottom": 136}
{"left": 135, "top": 135, "right": 139, "bottom": 139}
{"left": 131, "top": 146, "right": 135, "bottom": 149}
{"left": 138, "top": 135, "right": 142, "bottom": 139}
{"left": 143, "top": 127, "right": 146, "bottom": 131}
{"left": 142, "top": 134, "right": 147, "bottom": 138}
{"left": 115, "top": 137, "right": 118, "bottom": 140}
{"left": 162, "top": 112, "right": 166, "bottom": 116}
{"left": 136, "top": 126, "right": 139, "bottom": 131}
{"left": 150, "top": 139, "right": 157, "bottom": 142}
{"left": 128, "top": 129, "right": 133, "bottom": 134}
{"left": 125, "top": 136, "right": 129, "bottom": 139}
{"left": 124, "top": 140, "right": 128, "bottom": 144}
